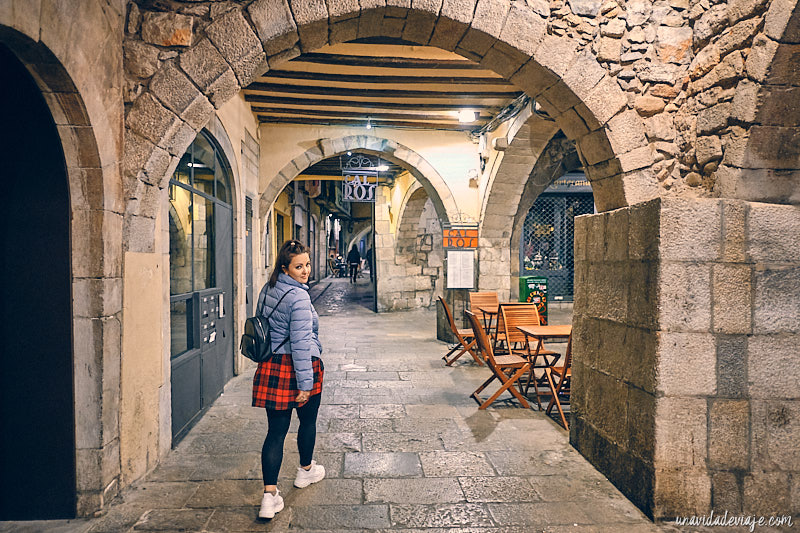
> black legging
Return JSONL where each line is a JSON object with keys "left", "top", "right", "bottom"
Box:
{"left": 349, "top": 263, "right": 358, "bottom": 282}
{"left": 261, "top": 394, "right": 321, "bottom": 485}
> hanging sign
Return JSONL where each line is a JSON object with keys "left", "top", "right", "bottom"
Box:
{"left": 442, "top": 223, "right": 479, "bottom": 249}
{"left": 343, "top": 174, "right": 376, "bottom": 202}
{"left": 342, "top": 154, "right": 379, "bottom": 203}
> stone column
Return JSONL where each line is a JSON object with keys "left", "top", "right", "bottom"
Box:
{"left": 571, "top": 197, "right": 800, "bottom": 521}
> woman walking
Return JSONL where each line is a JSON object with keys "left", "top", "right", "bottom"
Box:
{"left": 253, "top": 240, "right": 325, "bottom": 519}
{"left": 347, "top": 244, "right": 361, "bottom": 283}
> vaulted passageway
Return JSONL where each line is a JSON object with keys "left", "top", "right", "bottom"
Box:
{"left": 1, "top": 0, "right": 797, "bottom": 522}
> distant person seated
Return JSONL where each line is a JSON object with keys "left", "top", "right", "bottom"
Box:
{"left": 347, "top": 245, "right": 361, "bottom": 283}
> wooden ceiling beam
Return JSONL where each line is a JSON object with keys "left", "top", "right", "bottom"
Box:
{"left": 260, "top": 70, "right": 512, "bottom": 86}
{"left": 245, "top": 82, "right": 521, "bottom": 99}
{"left": 293, "top": 52, "right": 484, "bottom": 70}
{"left": 249, "top": 106, "right": 486, "bottom": 122}
{"left": 242, "top": 94, "right": 500, "bottom": 111}
{"left": 256, "top": 115, "right": 475, "bottom": 130}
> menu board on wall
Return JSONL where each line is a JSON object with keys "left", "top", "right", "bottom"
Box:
{"left": 446, "top": 250, "right": 474, "bottom": 289}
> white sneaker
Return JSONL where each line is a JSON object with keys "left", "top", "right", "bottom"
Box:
{"left": 294, "top": 460, "right": 325, "bottom": 488}
{"left": 258, "top": 489, "right": 284, "bottom": 519}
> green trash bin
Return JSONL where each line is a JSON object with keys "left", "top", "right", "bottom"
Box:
{"left": 519, "top": 276, "right": 548, "bottom": 325}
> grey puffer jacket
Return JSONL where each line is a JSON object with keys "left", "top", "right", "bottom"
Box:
{"left": 256, "top": 272, "right": 322, "bottom": 391}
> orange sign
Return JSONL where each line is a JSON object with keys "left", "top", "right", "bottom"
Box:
{"left": 443, "top": 228, "right": 478, "bottom": 249}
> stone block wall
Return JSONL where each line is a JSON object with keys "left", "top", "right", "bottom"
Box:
{"left": 572, "top": 196, "right": 800, "bottom": 521}
{"left": 377, "top": 188, "right": 443, "bottom": 312}
{"left": 571, "top": 198, "right": 660, "bottom": 515}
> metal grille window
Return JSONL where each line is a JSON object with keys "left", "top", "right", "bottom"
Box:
{"left": 520, "top": 193, "right": 595, "bottom": 301}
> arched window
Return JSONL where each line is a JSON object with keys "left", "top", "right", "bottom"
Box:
{"left": 169, "top": 131, "right": 232, "bottom": 305}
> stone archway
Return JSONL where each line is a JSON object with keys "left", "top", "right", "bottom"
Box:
{"left": 477, "top": 112, "right": 560, "bottom": 300}
{"left": 0, "top": 25, "right": 122, "bottom": 516}
{"left": 395, "top": 184, "right": 429, "bottom": 260}
{"left": 258, "top": 136, "right": 454, "bottom": 311}
{"left": 122, "top": 0, "right": 660, "bottom": 253}
{"left": 508, "top": 135, "right": 582, "bottom": 279}
{"left": 714, "top": 0, "right": 800, "bottom": 203}
{"left": 347, "top": 223, "right": 372, "bottom": 255}
{"left": 391, "top": 184, "right": 445, "bottom": 309}
{"left": 257, "top": 135, "right": 459, "bottom": 225}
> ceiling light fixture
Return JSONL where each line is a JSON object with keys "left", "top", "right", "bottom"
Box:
{"left": 458, "top": 109, "right": 478, "bottom": 123}
{"left": 365, "top": 117, "right": 372, "bottom": 130}
{"left": 347, "top": 151, "right": 352, "bottom": 156}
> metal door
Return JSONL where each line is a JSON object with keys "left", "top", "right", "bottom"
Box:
{"left": 210, "top": 203, "right": 234, "bottom": 395}
{"left": 169, "top": 132, "right": 235, "bottom": 443}
{"left": 520, "top": 193, "right": 594, "bottom": 301}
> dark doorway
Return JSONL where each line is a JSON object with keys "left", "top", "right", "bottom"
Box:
{"left": 0, "top": 44, "right": 76, "bottom": 519}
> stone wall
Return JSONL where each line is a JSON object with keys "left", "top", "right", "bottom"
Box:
{"left": 571, "top": 197, "right": 800, "bottom": 520}
{"left": 571, "top": 199, "right": 660, "bottom": 516}
{"left": 376, "top": 187, "right": 443, "bottom": 311}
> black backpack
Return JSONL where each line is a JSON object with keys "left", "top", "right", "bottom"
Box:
{"left": 240, "top": 289, "right": 292, "bottom": 363}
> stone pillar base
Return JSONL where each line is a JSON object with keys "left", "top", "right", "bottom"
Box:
{"left": 571, "top": 197, "right": 800, "bottom": 521}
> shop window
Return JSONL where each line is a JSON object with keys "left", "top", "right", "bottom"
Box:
{"left": 168, "top": 130, "right": 233, "bottom": 357}
{"left": 520, "top": 193, "right": 594, "bottom": 301}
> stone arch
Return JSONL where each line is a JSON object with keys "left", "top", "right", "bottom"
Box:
{"left": 395, "top": 184, "right": 430, "bottom": 260}
{"left": 716, "top": 0, "right": 800, "bottom": 203}
{"left": 123, "top": 0, "right": 659, "bottom": 251}
{"left": 0, "top": 25, "right": 121, "bottom": 515}
{"left": 348, "top": 224, "right": 372, "bottom": 254}
{"left": 257, "top": 135, "right": 459, "bottom": 226}
{"left": 477, "top": 111, "right": 559, "bottom": 300}
{"left": 508, "top": 134, "right": 583, "bottom": 291}
{"left": 386, "top": 184, "right": 444, "bottom": 309}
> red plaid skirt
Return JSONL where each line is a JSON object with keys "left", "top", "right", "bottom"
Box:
{"left": 252, "top": 354, "right": 324, "bottom": 410}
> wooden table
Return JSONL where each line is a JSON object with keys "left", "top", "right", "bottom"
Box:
{"left": 516, "top": 324, "right": 572, "bottom": 407}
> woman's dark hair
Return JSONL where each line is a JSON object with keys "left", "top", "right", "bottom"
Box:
{"left": 269, "top": 239, "right": 310, "bottom": 287}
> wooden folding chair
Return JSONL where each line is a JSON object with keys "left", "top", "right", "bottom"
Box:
{"left": 499, "top": 304, "right": 561, "bottom": 400}
{"left": 492, "top": 302, "right": 543, "bottom": 355}
{"left": 543, "top": 333, "right": 572, "bottom": 429}
{"left": 468, "top": 291, "right": 499, "bottom": 332}
{"left": 465, "top": 311, "right": 531, "bottom": 409}
{"left": 437, "top": 297, "right": 482, "bottom": 366}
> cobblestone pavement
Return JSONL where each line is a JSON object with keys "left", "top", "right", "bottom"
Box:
{"left": 3, "top": 277, "right": 729, "bottom": 532}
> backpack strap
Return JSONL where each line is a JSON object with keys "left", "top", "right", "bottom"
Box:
{"left": 255, "top": 285, "right": 268, "bottom": 316}
{"left": 265, "top": 288, "right": 295, "bottom": 352}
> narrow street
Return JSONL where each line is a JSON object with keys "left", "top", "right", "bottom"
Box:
{"left": 4, "top": 278, "right": 676, "bottom": 532}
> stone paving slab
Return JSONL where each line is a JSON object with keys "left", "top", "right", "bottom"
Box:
{"left": 343, "top": 452, "right": 424, "bottom": 478}
{"left": 364, "top": 478, "right": 465, "bottom": 504}
{"left": 0, "top": 277, "right": 700, "bottom": 532}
